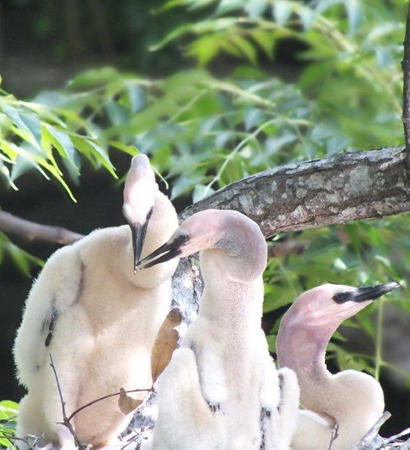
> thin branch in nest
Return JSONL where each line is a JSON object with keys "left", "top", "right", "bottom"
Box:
{"left": 0, "top": 210, "right": 84, "bottom": 245}
{"left": 384, "top": 427, "right": 410, "bottom": 444}
{"left": 119, "top": 425, "right": 154, "bottom": 450}
{"left": 352, "top": 411, "right": 391, "bottom": 449}
{"left": 49, "top": 353, "right": 84, "bottom": 448}
{"left": 328, "top": 424, "right": 339, "bottom": 450}
{"left": 0, "top": 431, "right": 38, "bottom": 447}
{"left": 67, "top": 386, "right": 155, "bottom": 423}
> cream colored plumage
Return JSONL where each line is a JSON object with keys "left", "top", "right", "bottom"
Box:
{"left": 14, "top": 155, "right": 179, "bottom": 448}
{"left": 139, "top": 209, "right": 300, "bottom": 450}
{"left": 277, "top": 282, "right": 400, "bottom": 450}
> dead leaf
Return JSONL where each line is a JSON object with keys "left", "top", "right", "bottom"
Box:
{"left": 118, "top": 388, "right": 143, "bottom": 415}
{"left": 151, "top": 308, "right": 182, "bottom": 382}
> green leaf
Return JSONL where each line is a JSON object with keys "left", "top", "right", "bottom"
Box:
{"left": 244, "top": 0, "right": 268, "bottom": 18}
{"left": 229, "top": 35, "right": 257, "bottom": 64}
{"left": 68, "top": 67, "right": 121, "bottom": 88}
{"left": 70, "top": 136, "right": 117, "bottom": 178}
{"left": 108, "top": 141, "right": 139, "bottom": 156}
{"left": 41, "top": 126, "right": 78, "bottom": 171}
{"left": 0, "top": 160, "right": 18, "bottom": 190}
{"left": 105, "top": 101, "right": 130, "bottom": 126}
{"left": 244, "top": 108, "right": 264, "bottom": 130}
{"left": 7, "top": 242, "right": 32, "bottom": 276}
{"left": 326, "top": 135, "right": 349, "bottom": 155}
{"left": 375, "top": 47, "right": 393, "bottom": 68}
{"left": 333, "top": 257, "right": 347, "bottom": 270}
{"left": 127, "top": 85, "right": 146, "bottom": 113}
{"left": 187, "top": 35, "right": 221, "bottom": 66}
{"left": 216, "top": 0, "right": 243, "bottom": 15}
{"left": 251, "top": 30, "right": 275, "bottom": 58}
{"left": 2, "top": 106, "right": 39, "bottom": 149}
{"left": 344, "top": 0, "right": 362, "bottom": 35}
{"left": 298, "top": 5, "right": 316, "bottom": 30}
{"left": 265, "top": 132, "right": 296, "bottom": 155}
{"left": 193, "top": 183, "right": 214, "bottom": 202}
{"left": 0, "top": 399, "right": 18, "bottom": 448}
{"left": 273, "top": 1, "right": 293, "bottom": 26}
{"left": 171, "top": 174, "right": 204, "bottom": 199}
{"left": 151, "top": 18, "right": 238, "bottom": 51}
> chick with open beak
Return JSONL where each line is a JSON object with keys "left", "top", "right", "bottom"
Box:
{"left": 139, "top": 209, "right": 299, "bottom": 450}
{"left": 137, "top": 211, "right": 213, "bottom": 270}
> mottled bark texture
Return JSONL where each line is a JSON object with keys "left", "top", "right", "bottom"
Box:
{"left": 173, "top": 146, "right": 410, "bottom": 314}
{"left": 182, "top": 146, "right": 409, "bottom": 236}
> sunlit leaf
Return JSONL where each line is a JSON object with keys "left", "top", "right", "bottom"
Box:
{"left": 273, "top": 1, "right": 293, "bottom": 26}
{"left": 68, "top": 67, "right": 121, "bottom": 88}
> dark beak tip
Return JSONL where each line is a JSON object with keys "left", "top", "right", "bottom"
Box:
{"left": 333, "top": 280, "right": 402, "bottom": 305}
{"left": 381, "top": 281, "right": 402, "bottom": 293}
{"left": 129, "top": 216, "right": 151, "bottom": 274}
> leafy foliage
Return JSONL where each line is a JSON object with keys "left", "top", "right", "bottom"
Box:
{"left": 0, "top": 400, "right": 18, "bottom": 448}
{"left": 156, "top": 0, "right": 405, "bottom": 149}
{"left": 0, "top": 232, "right": 43, "bottom": 276}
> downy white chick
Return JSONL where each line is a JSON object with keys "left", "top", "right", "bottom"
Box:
{"left": 138, "top": 209, "right": 300, "bottom": 450}
{"left": 14, "top": 154, "right": 179, "bottom": 448}
{"left": 276, "top": 282, "right": 400, "bottom": 450}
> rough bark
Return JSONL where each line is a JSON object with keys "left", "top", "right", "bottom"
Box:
{"left": 181, "top": 146, "right": 409, "bottom": 237}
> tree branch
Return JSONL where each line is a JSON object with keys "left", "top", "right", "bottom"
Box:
{"left": 0, "top": 210, "right": 84, "bottom": 244}
{"left": 49, "top": 354, "right": 83, "bottom": 448}
{"left": 403, "top": 1, "right": 410, "bottom": 171}
{"left": 181, "top": 146, "right": 409, "bottom": 238}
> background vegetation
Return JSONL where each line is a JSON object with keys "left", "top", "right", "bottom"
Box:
{"left": 1, "top": 0, "right": 409, "bottom": 445}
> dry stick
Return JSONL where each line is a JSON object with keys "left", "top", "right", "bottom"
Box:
{"left": 353, "top": 411, "right": 392, "bottom": 449}
{"left": 328, "top": 424, "right": 339, "bottom": 450}
{"left": 49, "top": 354, "right": 84, "bottom": 449}
{"left": 403, "top": 0, "right": 410, "bottom": 172}
{"left": 50, "top": 353, "right": 153, "bottom": 447}
{"left": 67, "top": 386, "right": 154, "bottom": 423}
{"left": 0, "top": 210, "right": 84, "bottom": 244}
{"left": 384, "top": 427, "right": 410, "bottom": 444}
{"left": 0, "top": 431, "right": 37, "bottom": 446}
{"left": 120, "top": 425, "right": 155, "bottom": 450}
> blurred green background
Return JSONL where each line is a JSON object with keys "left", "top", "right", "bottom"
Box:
{"left": 1, "top": 0, "right": 410, "bottom": 442}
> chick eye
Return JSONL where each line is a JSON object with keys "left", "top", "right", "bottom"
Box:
{"left": 332, "top": 292, "right": 353, "bottom": 304}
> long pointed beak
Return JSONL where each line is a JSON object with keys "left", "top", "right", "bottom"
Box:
{"left": 333, "top": 281, "right": 401, "bottom": 304}
{"left": 129, "top": 208, "right": 153, "bottom": 274}
{"left": 137, "top": 234, "right": 190, "bottom": 269}
{"left": 130, "top": 222, "right": 148, "bottom": 273}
